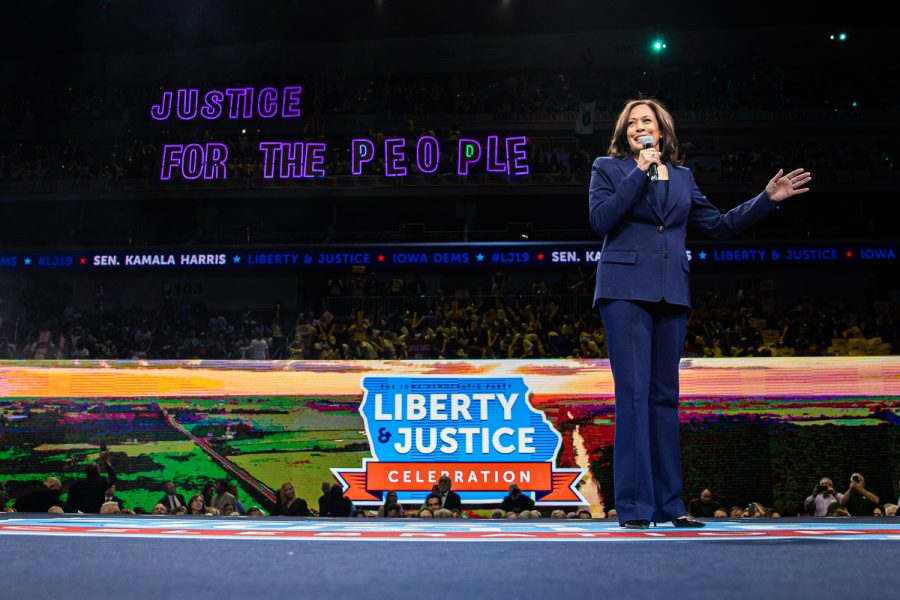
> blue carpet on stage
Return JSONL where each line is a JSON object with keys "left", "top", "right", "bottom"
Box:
{"left": 1, "top": 515, "right": 897, "bottom": 600}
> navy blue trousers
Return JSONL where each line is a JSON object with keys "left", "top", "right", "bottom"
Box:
{"left": 598, "top": 299, "right": 689, "bottom": 524}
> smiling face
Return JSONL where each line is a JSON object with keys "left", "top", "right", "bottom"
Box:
{"left": 625, "top": 103, "right": 660, "bottom": 157}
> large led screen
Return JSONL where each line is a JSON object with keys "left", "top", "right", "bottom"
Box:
{"left": 2, "top": 358, "right": 898, "bottom": 515}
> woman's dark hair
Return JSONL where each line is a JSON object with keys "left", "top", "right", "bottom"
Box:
{"left": 608, "top": 98, "right": 684, "bottom": 166}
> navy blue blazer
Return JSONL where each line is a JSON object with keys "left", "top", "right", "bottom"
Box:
{"left": 589, "top": 156, "right": 778, "bottom": 309}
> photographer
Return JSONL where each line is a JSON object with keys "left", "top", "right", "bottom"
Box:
{"left": 804, "top": 477, "right": 842, "bottom": 517}
{"left": 839, "top": 473, "right": 880, "bottom": 516}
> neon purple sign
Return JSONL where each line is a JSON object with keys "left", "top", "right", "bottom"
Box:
{"left": 258, "top": 142, "right": 327, "bottom": 179}
{"left": 347, "top": 135, "right": 529, "bottom": 179}
{"left": 152, "top": 84, "right": 530, "bottom": 181}
{"left": 160, "top": 143, "right": 228, "bottom": 180}
{"left": 150, "top": 86, "right": 302, "bottom": 121}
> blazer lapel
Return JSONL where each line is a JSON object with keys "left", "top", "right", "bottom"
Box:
{"left": 616, "top": 156, "right": 663, "bottom": 220}
{"left": 661, "top": 163, "right": 683, "bottom": 221}
{"left": 614, "top": 156, "right": 634, "bottom": 177}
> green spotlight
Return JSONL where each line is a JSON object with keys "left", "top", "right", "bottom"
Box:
{"left": 652, "top": 39, "right": 667, "bottom": 52}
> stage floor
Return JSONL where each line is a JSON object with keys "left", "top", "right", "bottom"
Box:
{"left": 2, "top": 515, "right": 897, "bottom": 599}
{"left": 2, "top": 514, "right": 900, "bottom": 542}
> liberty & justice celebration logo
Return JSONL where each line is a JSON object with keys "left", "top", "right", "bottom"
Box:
{"left": 332, "top": 377, "right": 587, "bottom": 506}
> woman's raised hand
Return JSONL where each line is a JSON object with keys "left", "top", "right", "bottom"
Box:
{"left": 766, "top": 168, "right": 812, "bottom": 202}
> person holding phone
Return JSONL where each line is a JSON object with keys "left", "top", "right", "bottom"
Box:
{"left": 840, "top": 472, "right": 880, "bottom": 516}
{"left": 67, "top": 447, "right": 117, "bottom": 513}
{"left": 804, "top": 477, "right": 842, "bottom": 517}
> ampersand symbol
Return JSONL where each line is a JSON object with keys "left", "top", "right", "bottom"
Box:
{"left": 377, "top": 428, "right": 391, "bottom": 443}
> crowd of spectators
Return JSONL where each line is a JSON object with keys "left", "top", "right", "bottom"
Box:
{"left": 0, "top": 134, "right": 890, "bottom": 187}
{"left": 0, "top": 63, "right": 894, "bottom": 184}
{"left": 1, "top": 273, "right": 896, "bottom": 361}
{"left": 1, "top": 62, "right": 892, "bottom": 125}
{"left": 3, "top": 469, "right": 899, "bottom": 520}
{"left": 686, "top": 474, "right": 900, "bottom": 519}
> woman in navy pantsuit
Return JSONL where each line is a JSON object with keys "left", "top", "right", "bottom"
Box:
{"left": 589, "top": 99, "right": 811, "bottom": 529}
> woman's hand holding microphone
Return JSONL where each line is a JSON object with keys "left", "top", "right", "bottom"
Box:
{"left": 637, "top": 147, "right": 661, "bottom": 174}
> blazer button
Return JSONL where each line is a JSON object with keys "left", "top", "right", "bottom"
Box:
{"left": 663, "top": 250, "right": 669, "bottom": 258}
{"left": 657, "top": 225, "right": 664, "bottom": 232}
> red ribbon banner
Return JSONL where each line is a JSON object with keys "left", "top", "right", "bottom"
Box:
{"left": 334, "top": 462, "right": 582, "bottom": 503}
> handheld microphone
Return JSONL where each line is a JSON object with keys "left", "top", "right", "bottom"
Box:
{"left": 639, "top": 135, "right": 658, "bottom": 183}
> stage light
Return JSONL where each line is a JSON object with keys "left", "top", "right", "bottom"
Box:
{"left": 652, "top": 39, "right": 667, "bottom": 52}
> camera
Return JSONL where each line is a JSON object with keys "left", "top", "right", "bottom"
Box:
{"left": 852, "top": 475, "right": 860, "bottom": 483}
{"left": 815, "top": 484, "right": 828, "bottom": 493}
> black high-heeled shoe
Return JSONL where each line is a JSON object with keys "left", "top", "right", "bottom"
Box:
{"left": 672, "top": 516, "right": 705, "bottom": 527}
{"left": 622, "top": 519, "right": 651, "bottom": 529}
